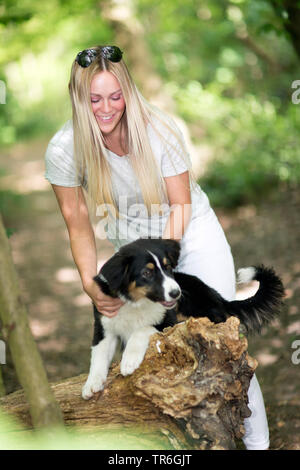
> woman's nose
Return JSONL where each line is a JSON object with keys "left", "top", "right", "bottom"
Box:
{"left": 101, "top": 99, "right": 112, "bottom": 114}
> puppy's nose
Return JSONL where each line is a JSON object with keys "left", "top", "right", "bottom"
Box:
{"left": 169, "top": 288, "right": 181, "bottom": 299}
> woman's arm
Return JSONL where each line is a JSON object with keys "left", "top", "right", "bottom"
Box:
{"left": 52, "top": 185, "right": 123, "bottom": 317}
{"left": 162, "top": 171, "right": 192, "bottom": 241}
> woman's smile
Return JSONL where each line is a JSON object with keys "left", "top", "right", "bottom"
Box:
{"left": 90, "top": 71, "right": 126, "bottom": 136}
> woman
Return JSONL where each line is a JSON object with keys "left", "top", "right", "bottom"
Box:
{"left": 45, "top": 45, "right": 269, "bottom": 449}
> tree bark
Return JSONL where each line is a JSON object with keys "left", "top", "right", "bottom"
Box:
{"left": 0, "top": 213, "right": 64, "bottom": 429}
{"left": 0, "top": 316, "right": 256, "bottom": 450}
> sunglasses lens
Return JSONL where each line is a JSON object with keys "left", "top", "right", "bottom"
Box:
{"left": 101, "top": 46, "right": 123, "bottom": 62}
{"left": 75, "top": 46, "right": 123, "bottom": 67}
{"left": 75, "top": 49, "right": 98, "bottom": 67}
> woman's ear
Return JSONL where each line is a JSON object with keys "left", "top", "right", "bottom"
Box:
{"left": 162, "top": 239, "right": 181, "bottom": 268}
{"left": 94, "top": 252, "right": 131, "bottom": 296}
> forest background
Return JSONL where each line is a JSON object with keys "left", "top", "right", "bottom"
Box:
{"left": 0, "top": 0, "right": 300, "bottom": 450}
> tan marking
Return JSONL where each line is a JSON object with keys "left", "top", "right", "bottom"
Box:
{"left": 163, "top": 257, "right": 168, "bottom": 265}
{"left": 128, "top": 282, "right": 149, "bottom": 301}
{"left": 146, "top": 263, "right": 155, "bottom": 270}
{"left": 176, "top": 313, "right": 188, "bottom": 323}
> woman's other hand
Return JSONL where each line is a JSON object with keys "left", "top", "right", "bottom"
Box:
{"left": 83, "top": 279, "right": 124, "bottom": 317}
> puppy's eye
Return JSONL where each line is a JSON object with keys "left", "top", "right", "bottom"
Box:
{"left": 142, "top": 269, "right": 153, "bottom": 279}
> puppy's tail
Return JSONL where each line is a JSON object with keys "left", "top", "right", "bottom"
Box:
{"left": 229, "top": 265, "right": 285, "bottom": 333}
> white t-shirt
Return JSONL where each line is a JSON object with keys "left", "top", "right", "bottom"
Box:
{"left": 44, "top": 118, "right": 212, "bottom": 250}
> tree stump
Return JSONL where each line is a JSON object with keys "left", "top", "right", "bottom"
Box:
{"left": 0, "top": 317, "right": 257, "bottom": 450}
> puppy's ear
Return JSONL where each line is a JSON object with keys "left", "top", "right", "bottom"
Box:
{"left": 94, "top": 253, "right": 131, "bottom": 297}
{"left": 162, "top": 239, "right": 181, "bottom": 268}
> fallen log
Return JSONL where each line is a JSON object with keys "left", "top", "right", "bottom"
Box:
{"left": 0, "top": 317, "right": 257, "bottom": 450}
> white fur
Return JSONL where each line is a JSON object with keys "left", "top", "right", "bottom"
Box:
{"left": 82, "top": 298, "right": 165, "bottom": 399}
{"left": 120, "top": 326, "right": 157, "bottom": 376}
{"left": 237, "top": 267, "right": 256, "bottom": 284}
{"left": 82, "top": 335, "right": 118, "bottom": 399}
{"left": 148, "top": 250, "right": 181, "bottom": 302}
{"left": 82, "top": 250, "right": 182, "bottom": 400}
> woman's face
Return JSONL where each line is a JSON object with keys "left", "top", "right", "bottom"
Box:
{"left": 90, "top": 71, "right": 126, "bottom": 136}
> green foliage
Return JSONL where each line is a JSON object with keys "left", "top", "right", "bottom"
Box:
{"left": 0, "top": 0, "right": 299, "bottom": 207}
{"left": 0, "top": 409, "right": 172, "bottom": 450}
{"left": 137, "top": 0, "right": 300, "bottom": 206}
{"left": 0, "top": 0, "right": 114, "bottom": 145}
{"left": 170, "top": 81, "right": 300, "bottom": 206}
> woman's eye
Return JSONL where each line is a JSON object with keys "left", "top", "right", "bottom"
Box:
{"left": 111, "top": 95, "right": 121, "bottom": 101}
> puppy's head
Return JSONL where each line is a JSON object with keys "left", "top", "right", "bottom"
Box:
{"left": 94, "top": 238, "right": 181, "bottom": 308}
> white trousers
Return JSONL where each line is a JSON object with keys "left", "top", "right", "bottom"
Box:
{"left": 176, "top": 209, "right": 270, "bottom": 450}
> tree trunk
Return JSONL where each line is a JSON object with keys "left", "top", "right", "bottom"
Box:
{"left": 101, "top": 0, "right": 205, "bottom": 177}
{"left": 271, "top": 1, "right": 300, "bottom": 60}
{"left": 0, "top": 316, "right": 256, "bottom": 450}
{"left": 0, "top": 213, "right": 64, "bottom": 429}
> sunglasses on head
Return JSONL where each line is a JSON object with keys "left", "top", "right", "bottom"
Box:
{"left": 75, "top": 46, "right": 123, "bottom": 68}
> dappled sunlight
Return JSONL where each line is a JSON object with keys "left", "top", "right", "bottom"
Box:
{"left": 29, "top": 318, "right": 58, "bottom": 338}
{"left": 270, "top": 338, "right": 284, "bottom": 348}
{"left": 255, "top": 351, "right": 279, "bottom": 366}
{"left": 289, "top": 305, "right": 298, "bottom": 316}
{"left": 30, "top": 297, "right": 61, "bottom": 317}
{"left": 287, "top": 321, "right": 300, "bottom": 335}
{"left": 55, "top": 267, "right": 80, "bottom": 283}
{"left": 0, "top": 0, "right": 298, "bottom": 448}
{"left": 38, "top": 338, "right": 68, "bottom": 353}
{"left": 73, "top": 293, "right": 91, "bottom": 307}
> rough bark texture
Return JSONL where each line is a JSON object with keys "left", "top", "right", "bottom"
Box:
{"left": 0, "top": 316, "right": 257, "bottom": 450}
{"left": 0, "top": 213, "right": 64, "bottom": 429}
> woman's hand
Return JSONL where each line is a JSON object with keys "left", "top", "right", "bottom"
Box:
{"left": 83, "top": 279, "right": 124, "bottom": 318}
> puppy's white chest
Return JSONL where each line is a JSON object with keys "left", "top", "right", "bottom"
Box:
{"left": 102, "top": 298, "right": 165, "bottom": 343}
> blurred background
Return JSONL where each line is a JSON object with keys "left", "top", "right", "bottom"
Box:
{"left": 0, "top": 0, "right": 300, "bottom": 449}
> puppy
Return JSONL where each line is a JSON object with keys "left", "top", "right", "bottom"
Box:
{"left": 82, "top": 238, "right": 284, "bottom": 400}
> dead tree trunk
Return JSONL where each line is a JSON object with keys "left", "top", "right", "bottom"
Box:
{"left": 0, "top": 317, "right": 256, "bottom": 449}
{"left": 0, "top": 213, "right": 64, "bottom": 429}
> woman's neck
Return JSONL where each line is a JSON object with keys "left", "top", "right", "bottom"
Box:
{"left": 103, "top": 115, "right": 128, "bottom": 156}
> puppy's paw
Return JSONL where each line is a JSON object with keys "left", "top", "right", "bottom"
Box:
{"left": 81, "top": 374, "right": 106, "bottom": 400}
{"left": 120, "top": 351, "right": 144, "bottom": 376}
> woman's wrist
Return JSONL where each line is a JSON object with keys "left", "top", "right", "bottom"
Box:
{"left": 82, "top": 275, "right": 96, "bottom": 292}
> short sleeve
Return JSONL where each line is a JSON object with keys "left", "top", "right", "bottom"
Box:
{"left": 44, "top": 142, "right": 81, "bottom": 187}
{"left": 160, "top": 122, "right": 192, "bottom": 178}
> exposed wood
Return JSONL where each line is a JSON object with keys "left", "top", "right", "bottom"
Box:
{"left": 0, "top": 316, "right": 256, "bottom": 449}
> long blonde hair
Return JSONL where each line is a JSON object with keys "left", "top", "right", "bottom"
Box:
{"left": 68, "top": 46, "right": 193, "bottom": 217}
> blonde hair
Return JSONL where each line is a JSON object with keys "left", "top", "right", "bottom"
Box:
{"left": 68, "top": 46, "right": 193, "bottom": 217}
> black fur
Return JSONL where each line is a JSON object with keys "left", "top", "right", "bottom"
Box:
{"left": 92, "top": 238, "right": 284, "bottom": 338}
{"left": 175, "top": 265, "right": 285, "bottom": 333}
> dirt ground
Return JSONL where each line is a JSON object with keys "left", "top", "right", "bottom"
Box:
{"left": 1, "top": 138, "right": 300, "bottom": 450}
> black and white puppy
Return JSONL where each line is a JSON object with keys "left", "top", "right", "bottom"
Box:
{"left": 82, "top": 238, "right": 284, "bottom": 400}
